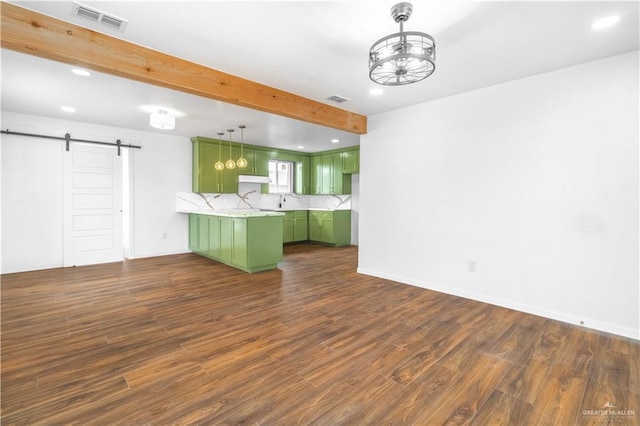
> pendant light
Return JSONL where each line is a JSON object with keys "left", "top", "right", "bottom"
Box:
{"left": 225, "top": 129, "right": 236, "bottom": 169}
{"left": 236, "top": 125, "right": 248, "bottom": 169}
{"left": 214, "top": 132, "right": 225, "bottom": 171}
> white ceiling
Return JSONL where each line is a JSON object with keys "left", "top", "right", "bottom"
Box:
{"left": 2, "top": 1, "right": 638, "bottom": 152}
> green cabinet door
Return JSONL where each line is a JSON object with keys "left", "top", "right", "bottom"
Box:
{"left": 321, "top": 155, "right": 333, "bottom": 194}
{"left": 293, "top": 210, "right": 308, "bottom": 242}
{"left": 219, "top": 216, "right": 233, "bottom": 262}
{"left": 253, "top": 150, "right": 269, "bottom": 176}
{"left": 295, "top": 156, "right": 310, "bottom": 195}
{"left": 237, "top": 148, "right": 269, "bottom": 177}
{"left": 282, "top": 211, "right": 294, "bottom": 243}
{"left": 310, "top": 155, "right": 322, "bottom": 195}
{"left": 342, "top": 150, "right": 359, "bottom": 174}
{"left": 308, "top": 210, "right": 323, "bottom": 242}
{"left": 219, "top": 146, "right": 238, "bottom": 194}
{"left": 236, "top": 147, "right": 253, "bottom": 174}
{"left": 320, "top": 212, "right": 334, "bottom": 242}
{"left": 197, "top": 215, "right": 210, "bottom": 253}
{"left": 308, "top": 210, "right": 351, "bottom": 246}
{"left": 193, "top": 141, "right": 222, "bottom": 193}
{"left": 208, "top": 215, "right": 221, "bottom": 257}
{"left": 193, "top": 138, "right": 239, "bottom": 194}
{"left": 309, "top": 153, "right": 351, "bottom": 195}
{"left": 232, "top": 218, "right": 247, "bottom": 267}
{"left": 189, "top": 214, "right": 198, "bottom": 251}
{"left": 330, "top": 152, "right": 346, "bottom": 194}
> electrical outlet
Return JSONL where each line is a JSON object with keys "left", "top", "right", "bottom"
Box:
{"left": 467, "top": 260, "right": 476, "bottom": 272}
{"left": 162, "top": 232, "right": 168, "bottom": 240}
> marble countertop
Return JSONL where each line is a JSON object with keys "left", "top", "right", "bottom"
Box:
{"left": 178, "top": 207, "right": 351, "bottom": 216}
{"left": 266, "top": 207, "right": 348, "bottom": 212}
{"left": 178, "top": 209, "right": 285, "bottom": 217}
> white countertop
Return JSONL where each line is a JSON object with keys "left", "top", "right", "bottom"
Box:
{"left": 178, "top": 209, "right": 285, "bottom": 217}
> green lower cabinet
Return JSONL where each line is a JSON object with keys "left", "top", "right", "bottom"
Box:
{"left": 189, "top": 213, "right": 283, "bottom": 273}
{"left": 282, "top": 210, "right": 308, "bottom": 243}
{"left": 283, "top": 212, "right": 295, "bottom": 243}
{"left": 208, "top": 215, "right": 221, "bottom": 258}
{"left": 219, "top": 216, "right": 233, "bottom": 263}
{"left": 232, "top": 218, "right": 248, "bottom": 267}
{"left": 197, "top": 215, "right": 210, "bottom": 253}
{"left": 188, "top": 214, "right": 198, "bottom": 251}
{"left": 293, "top": 210, "right": 308, "bottom": 242}
{"left": 308, "top": 210, "right": 351, "bottom": 247}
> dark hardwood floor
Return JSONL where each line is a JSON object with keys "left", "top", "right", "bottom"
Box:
{"left": 1, "top": 244, "right": 638, "bottom": 425}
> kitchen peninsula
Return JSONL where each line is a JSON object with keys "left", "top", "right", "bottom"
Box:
{"left": 187, "top": 210, "right": 284, "bottom": 273}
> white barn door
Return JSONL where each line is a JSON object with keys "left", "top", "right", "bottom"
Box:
{"left": 63, "top": 142, "right": 123, "bottom": 267}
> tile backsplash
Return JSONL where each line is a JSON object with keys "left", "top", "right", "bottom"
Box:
{"left": 177, "top": 183, "right": 351, "bottom": 212}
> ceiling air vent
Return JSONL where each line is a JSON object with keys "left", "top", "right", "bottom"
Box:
{"left": 326, "top": 94, "right": 350, "bottom": 104}
{"left": 72, "top": 2, "right": 128, "bottom": 32}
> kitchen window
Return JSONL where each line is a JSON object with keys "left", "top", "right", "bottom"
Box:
{"left": 269, "top": 160, "right": 293, "bottom": 193}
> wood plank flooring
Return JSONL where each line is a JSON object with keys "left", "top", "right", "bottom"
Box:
{"left": 2, "top": 244, "right": 638, "bottom": 425}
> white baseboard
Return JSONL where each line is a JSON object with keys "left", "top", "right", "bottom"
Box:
{"left": 357, "top": 267, "right": 639, "bottom": 341}
{"left": 128, "top": 249, "right": 191, "bottom": 260}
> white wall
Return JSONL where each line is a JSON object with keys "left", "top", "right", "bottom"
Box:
{"left": 1, "top": 111, "right": 191, "bottom": 273}
{"left": 359, "top": 51, "right": 639, "bottom": 339}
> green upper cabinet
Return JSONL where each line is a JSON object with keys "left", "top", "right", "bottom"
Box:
{"left": 192, "top": 137, "right": 238, "bottom": 194}
{"left": 295, "top": 156, "right": 310, "bottom": 195}
{"left": 237, "top": 148, "right": 269, "bottom": 177}
{"left": 193, "top": 136, "right": 358, "bottom": 195}
{"left": 331, "top": 152, "right": 345, "bottom": 193}
{"left": 321, "top": 154, "right": 333, "bottom": 194}
{"left": 342, "top": 150, "right": 359, "bottom": 174}
{"left": 310, "top": 152, "right": 350, "bottom": 195}
{"left": 192, "top": 139, "right": 218, "bottom": 193}
{"left": 311, "top": 155, "right": 322, "bottom": 195}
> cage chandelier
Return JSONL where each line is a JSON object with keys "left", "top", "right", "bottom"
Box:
{"left": 368, "top": 2, "right": 436, "bottom": 86}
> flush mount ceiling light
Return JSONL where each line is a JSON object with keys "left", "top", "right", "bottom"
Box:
{"left": 369, "top": 2, "right": 436, "bottom": 86}
{"left": 592, "top": 15, "right": 621, "bottom": 30}
{"left": 149, "top": 110, "right": 175, "bottom": 130}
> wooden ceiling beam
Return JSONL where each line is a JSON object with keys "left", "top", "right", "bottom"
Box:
{"left": 0, "top": 2, "right": 367, "bottom": 134}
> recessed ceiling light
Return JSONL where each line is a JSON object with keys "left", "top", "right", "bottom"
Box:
{"left": 71, "top": 68, "right": 91, "bottom": 76}
{"left": 370, "top": 88, "right": 383, "bottom": 96}
{"left": 592, "top": 15, "right": 620, "bottom": 30}
{"left": 61, "top": 106, "right": 76, "bottom": 113}
{"left": 331, "top": 139, "right": 340, "bottom": 144}
{"left": 297, "top": 145, "right": 304, "bottom": 149}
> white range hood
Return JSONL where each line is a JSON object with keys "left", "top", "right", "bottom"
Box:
{"left": 238, "top": 175, "right": 270, "bottom": 184}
